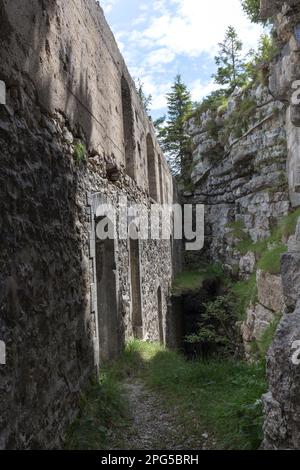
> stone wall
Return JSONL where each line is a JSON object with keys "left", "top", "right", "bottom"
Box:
{"left": 0, "top": 0, "right": 174, "bottom": 449}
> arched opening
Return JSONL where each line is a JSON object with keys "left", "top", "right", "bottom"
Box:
{"left": 121, "top": 76, "right": 135, "bottom": 180}
{"left": 147, "top": 133, "right": 158, "bottom": 201}
{"left": 130, "top": 238, "right": 143, "bottom": 339}
{"left": 157, "top": 286, "right": 164, "bottom": 344}
{"left": 159, "top": 157, "right": 164, "bottom": 204}
{"left": 95, "top": 229, "right": 119, "bottom": 361}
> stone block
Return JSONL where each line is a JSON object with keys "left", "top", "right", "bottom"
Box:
{"left": 281, "top": 252, "right": 300, "bottom": 312}
{"left": 257, "top": 269, "right": 285, "bottom": 313}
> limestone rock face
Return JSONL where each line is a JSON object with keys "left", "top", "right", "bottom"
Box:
{"left": 239, "top": 252, "right": 256, "bottom": 279}
{"left": 257, "top": 270, "right": 285, "bottom": 313}
{"left": 263, "top": 307, "right": 300, "bottom": 449}
{"left": 281, "top": 252, "right": 300, "bottom": 312}
{"left": 259, "top": 0, "right": 300, "bottom": 449}
{"left": 242, "top": 304, "right": 277, "bottom": 360}
{"left": 184, "top": 84, "right": 289, "bottom": 270}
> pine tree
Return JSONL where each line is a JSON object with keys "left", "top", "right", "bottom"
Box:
{"left": 241, "top": 0, "right": 261, "bottom": 24}
{"left": 163, "top": 75, "right": 193, "bottom": 177}
{"left": 135, "top": 79, "right": 152, "bottom": 114}
{"left": 213, "top": 26, "right": 246, "bottom": 92}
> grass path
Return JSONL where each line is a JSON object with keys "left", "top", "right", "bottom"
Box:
{"left": 109, "top": 379, "right": 210, "bottom": 450}
{"left": 67, "top": 341, "right": 266, "bottom": 450}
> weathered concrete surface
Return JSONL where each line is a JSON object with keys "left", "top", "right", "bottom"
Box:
{"left": 0, "top": 0, "right": 174, "bottom": 449}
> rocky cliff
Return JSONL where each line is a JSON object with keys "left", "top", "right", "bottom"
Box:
{"left": 184, "top": 0, "right": 300, "bottom": 449}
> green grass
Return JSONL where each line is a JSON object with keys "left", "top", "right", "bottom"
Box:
{"left": 172, "top": 262, "right": 224, "bottom": 295}
{"left": 66, "top": 341, "right": 267, "bottom": 450}
{"left": 233, "top": 208, "right": 300, "bottom": 276}
{"left": 253, "top": 316, "right": 281, "bottom": 360}
{"left": 231, "top": 274, "right": 257, "bottom": 320}
{"left": 257, "top": 244, "right": 287, "bottom": 275}
{"left": 111, "top": 341, "right": 267, "bottom": 450}
{"left": 66, "top": 370, "right": 129, "bottom": 449}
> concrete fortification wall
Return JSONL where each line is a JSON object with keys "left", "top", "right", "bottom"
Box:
{"left": 0, "top": 0, "right": 174, "bottom": 449}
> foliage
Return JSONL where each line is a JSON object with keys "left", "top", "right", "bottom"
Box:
{"left": 153, "top": 115, "right": 167, "bottom": 148}
{"left": 186, "top": 90, "right": 228, "bottom": 122}
{"left": 232, "top": 274, "right": 258, "bottom": 320}
{"left": 226, "top": 220, "right": 252, "bottom": 243}
{"left": 246, "top": 34, "right": 279, "bottom": 84}
{"left": 66, "top": 372, "right": 128, "bottom": 449}
{"left": 172, "top": 262, "right": 224, "bottom": 295}
{"left": 186, "top": 293, "right": 241, "bottom": 357}
{"left": 257, "top": 243, "right": 287, "bottom": 274}
{"left": 253, "top": 316, "right": 281, "bottom": 360}
{"left": 272, "top": 207, "right": 300, "bottom": 243}
{"left": 135, "top": 78, "right": 152, "bottom": 114}
{"left": 222, "top": 93, "right": 257, "bottom": 140}
{"left": 73, "top": 141, "right": 87, "bottom": 163}
{"left": 160, "top": 75, "right": 193, "bottom": 178}
{"left": 213, "top": 26, "right": 247, "bottom": 93}
{"left": 112, "top": 341, "right": 267, "bottom": 450}
{"left": 241, "top": 0, "right": 262, "bottom": 24}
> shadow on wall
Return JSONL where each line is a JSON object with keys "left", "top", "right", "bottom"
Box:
{"left": 0, "top": 0, "right": 97, "bottom": 449}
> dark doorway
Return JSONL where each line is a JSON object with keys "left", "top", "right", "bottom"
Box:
{"left": 121, "top": 76, "right": 135, "bottom": 180}
{"left": 130, "top": 238, "right": 143, "bottom": 339}
{"left": 95, "top": 235, "right": 119, "bottom": 361}
{"left": 157, "top": 286, "right": 164, "bottom": 344}
{"left": 147, "top": 133, "right": 158, "bottom": 201}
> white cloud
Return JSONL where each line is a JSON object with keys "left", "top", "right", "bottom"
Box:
{"left": 111, "top": 0, "right": 266, "bottom": 114}
{"left": 190, "top": 79, "right": 220, "bottom": 102}
{"left": 137, "top": 0, "right": 264, "bottom": 58}
{"left": 99, "top": 0, "right": 117, "bottom": 13}
{"left": 146, "top": 48, "right": 176, "bottom": 67}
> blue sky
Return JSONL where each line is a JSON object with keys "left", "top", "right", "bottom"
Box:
{"left": 99, "top": 0, "right": 265, "bottom": 119}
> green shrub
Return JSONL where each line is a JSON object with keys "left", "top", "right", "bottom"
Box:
{"left": 185, "top": 293, "right": 240, "bottom": 357}
{"left": 73, "top": 141, "right": 87, "bottom": 163}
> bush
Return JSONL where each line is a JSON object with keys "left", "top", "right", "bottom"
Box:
{"left": 73, "top": 141, "right": 87, "bottom": 162}
{"left": 185, "top": 293, "right": 241, "bottom": 357}
{"left": 241, "top": 0, "right": 261, "bottom": 24}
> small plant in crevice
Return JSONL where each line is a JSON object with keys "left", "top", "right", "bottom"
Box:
{"left": 73, "top": 141, "right": 87, "bottom": 163}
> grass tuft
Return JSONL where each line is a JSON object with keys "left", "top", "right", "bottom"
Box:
{"left": 172, "top": 262, "right": 224, "bottom": 295}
